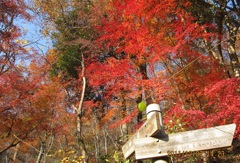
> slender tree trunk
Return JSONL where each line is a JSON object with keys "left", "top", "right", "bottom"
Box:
{"left": 5, "top": 155, "right": 9, "bottom": 163}
{"left": 104, "top": 128, "right": 118, "bottom": 149}
{"left": 13, "top": 144, "right": 20, "bottom": 162}
{"left": 120, "top": 91, "right": 128, "bottom": 142}
{"left": 44, "top": 135, "right": 54, "bottom": 162}
{"left": 93, "top": 116, "right": 100, "bottom": 162}
{"left": 225, "top": 13, "right": 240, "bottom": 77}
{"left": 227, "top": 31, "right": 240, "bottom": 77}
{"left": 104, "top": 126, "right": 108, "bottom": 155}
{"left": 76, "top": 53, "right": 87, "bottom": 162}
{"left": 36, "top": 142, "right": 44, "bottom": 163}
{"left": 94, "top": 138, "right": 98, "bottom": 162}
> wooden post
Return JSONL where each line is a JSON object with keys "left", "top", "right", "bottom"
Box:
{"left": 147, "top": 104, "right": 165, "bottom": 135}
{"left": 122, "top": 111, "right": 162, "bottom": 158}
{"left": 147, "top": 104, "right": 168, "bottom": 163}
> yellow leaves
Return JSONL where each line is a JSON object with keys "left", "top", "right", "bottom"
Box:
{"left": 66, "top": 150, "right": 75, "bottom": 155}
{"left": 33, "top": 0, "right": 75, "bottom": 24}
{"left": 33, "top": 0, "right": 73, "bottom": 36}
{"left": 49, "top": 148, "right": 85, "bottom": 163}
{"left": 59, "top": 155, "right": 85, "bottom": 163}
{"left": 60, "top": 157, "right": 69, "bottom": 163}
{"left": 16, "top": 39, "right": 28, "bottom": 45}
{"left": 43, "top": 28, "right": 50, "bottom": 36}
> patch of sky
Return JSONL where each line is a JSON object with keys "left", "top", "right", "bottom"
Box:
{"left": 14, "top": 6, "right": 53, "bottom": 77}
{"left": 147, "top": 62, "right": 166, "bottom": 78}
{"left": 14, "top": 0, "right": 53, "bottom": 67}
{"left": 16, "top": 15, "right": 52, "bottom": 56}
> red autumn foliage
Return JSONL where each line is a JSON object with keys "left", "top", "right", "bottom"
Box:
{"left": 203, "top": 78, "right": 240, "bottom": 138}
{"left": 0, "top": 0, "right": 30, "bottom": 74}
{"left": 0, "top": 55, "right": 68, "bottom": 154}
{"left": 91, "top": 0, "right": 240, "bottom": 140}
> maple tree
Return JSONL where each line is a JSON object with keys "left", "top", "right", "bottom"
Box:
{"left": 0, "top": 1, "right": 70, "bottom": 160}
{"left": 50, "top": 0, "right": 239, "bottom": 161}
{"left": 88, "top": 0, "right": 240, "bottom": 161}
{"left": 0, "top": 51, "right": 68, "bottom": 161}
{"left": 0, "top": 0, "right": 30, "bottom": 158}
{"left": 0, "top": 0, "right": 30, "bottom": 74}
{"left": 94, "top": 0, "right": 239, "bottom": 119}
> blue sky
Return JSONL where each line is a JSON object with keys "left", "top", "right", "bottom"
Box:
{"left": 15, "top": 0, "right": 52, "bottom": 55}
{"left": 16, "top": 17, "right": 52, "bottom": 55}
{"left": 14, "top": 14, "right": 53, "bottom": 69}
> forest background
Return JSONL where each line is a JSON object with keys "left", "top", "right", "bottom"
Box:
{"left": 0, "top": 0, "right": 239, "bottom": 162}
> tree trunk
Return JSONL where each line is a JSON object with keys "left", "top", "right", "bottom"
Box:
{"left": 104, "top": 126, "right": 108, "bottom": 155}
{"left": 225, "top": 10, "right": 240, "bottom": 77}
{"left": 227, "top": 33, "right": 240, "bottom": 77}
{"left": 120, "top": 91, "right": 128, "bottom": 142}
{"left": 36, "top": 142, "right": 44, "bottom": 163}
{"left": 76, "top": 53, "right": 87, "bottom": 162}
{"left": 13, "top": 144, "right": 20, "bottom": 162}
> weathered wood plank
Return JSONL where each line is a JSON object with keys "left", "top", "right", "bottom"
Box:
{"left": 122, "top": 112, "right": 161, "bottom": 159}
{"left": 134, "top": 124, "right": 236, "bottom": 160}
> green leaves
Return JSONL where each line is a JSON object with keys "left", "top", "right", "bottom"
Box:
{"left": 138, "top": 101, "right": 147, "bottom": 112}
